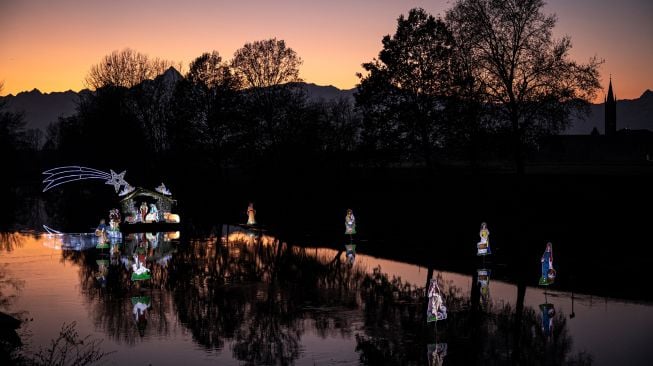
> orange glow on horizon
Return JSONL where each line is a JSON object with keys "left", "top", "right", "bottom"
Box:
{"left": 1, "top": 0, "right": 651, "bottom": 103}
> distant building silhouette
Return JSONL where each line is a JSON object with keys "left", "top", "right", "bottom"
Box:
{"left": 534, "top": 77, "right": 653, "bottom": 164}
{"left": 605, "top": 77, "right": 616, "bottom": 136}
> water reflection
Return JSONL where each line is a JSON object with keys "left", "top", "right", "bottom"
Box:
{"left": 2, "top": 228, "right": 651, "bottom": 365}
{"left": 59, "top": 231, "right": 178, "bottom": 345}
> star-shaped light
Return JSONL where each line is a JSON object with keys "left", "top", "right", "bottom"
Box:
{"left": 105, "top": 170, "right": 127, "bottom": 193}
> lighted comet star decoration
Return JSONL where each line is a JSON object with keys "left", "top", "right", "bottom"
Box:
{"left": 105, "top": 169, "right": 127, "bottom": 193}
{"left": 42, "top": 166, "right": 131, "bottom": 194}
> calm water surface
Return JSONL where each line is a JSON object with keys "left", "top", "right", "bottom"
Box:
{"left": 1, "top": 226, "right": 651, "bottom": 365}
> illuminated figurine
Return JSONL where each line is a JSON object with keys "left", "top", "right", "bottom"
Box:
{"left": 95, "top": 219, "right": 108, "bottom": 235}
{"left": 146, "top": 203, "right": 159, "bottom": 222}
{"left": 139, "top": 202, "right": 148, "bottom": 223}
{"left": 247, "top": 203, "right": 257, "bottom": 225}
{"left": 345, "top": 209, "right": 356, "bottom": 235}
{"left": 109, "top": 209, "right": 121, "bottom": 231}
{"left": 426, "top": 279, "right": 447, "bottom": 322}
{"left": 539, "top": 242, "right": 556, "bottom": 285}
{"left": 477, "top": 222, "right": 491, "bottom": 255}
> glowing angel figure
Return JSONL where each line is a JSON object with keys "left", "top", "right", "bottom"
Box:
{"left": 345, "top": 209, "right": 356, "bottom": 235}
{"left": 155, "top": 182, "right": 172, "bottom": 196}
{"left": 539, "top": 242, "right": 556, "bottom": 285}
{"left": 477, "top": 222, "right": 491, "bottom": 255}
{"left": 246, "top": 203, "right": 256, "bottom": 225}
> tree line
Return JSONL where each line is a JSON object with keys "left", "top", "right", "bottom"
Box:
{"left": 5, "top": 0, "right": 601, "bottom": 186}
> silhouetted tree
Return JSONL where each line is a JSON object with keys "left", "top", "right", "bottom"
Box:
{"left": 312, "top": 98, "right": 362, "bottom": 163}
{"left": 187, "top": 51, "right": 241, "bottom": 90}
{"left": 446, "top": 0, "right": 602, "bottom": 173}
{"left": 166, "top": 52, "right": 244, "bottom": 182}
{"left": 232, "top": 38, "right": 302, "bottom": 89}
{"left": 356, "top": 8, "right": 457, "bottom": 167}
{"left": 0, "top": 82, "right": 30, "bottom": 228}
{"left": 85, "top": 48, "right": 179, "bottom": 89}
{"left": 127, "top": 67, "right": 182, "bottom": 154}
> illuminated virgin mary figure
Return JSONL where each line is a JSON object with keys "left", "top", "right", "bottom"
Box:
{"left": 345, "top": 209, "right": 356, "bottom": 235}
{"left": 539, "top": 242, "right": 556, "bottom": 285}
{"left": 477, "top": 222, "right": 491, "bottom": 255}
{"left": 246, "top": 203, "right": 256, "bottom": 225}
{"left": 145, "top": 203, "right": 159, "bottom": 222}
{"left": 427, "top": 279, "right": 447, "bottom": 322}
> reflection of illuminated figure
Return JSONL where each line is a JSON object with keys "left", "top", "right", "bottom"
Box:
{"left": 539, "top": 303, "right": 555, "bottom": 338}
{"left": 477, "top": 268, "right": 490, "bottom": 307}
{"left": 146, "top": 232, "right": 159, "bottom": 248}
{"left": 132, "top": 250, "right": 151, "bottom": 280}
{"left": 146, "top": 203, "right": 159, "bottom": 222}
{"left": 539, "top": 242, "right": 556, "bottom": 285}
{"left": 95, "top": 259, "right": 109, "bottom": 287}
{"left": 427, "top": 343, "right": 448, "bottom": 366}
{"left": 477, "top": 222, "right": 491, "bottom": 255}
{"left": 426, "top": 279, "right": 447, "bottom": 322}
{"left": 139, "top": 202, "right": 148, "bottom": 223}
{"left": 345, "top": 209, "right": 356, "bottom": 235}
{"left": 345, "top": 244, "right": 356, "bottom": 265}
{"left": 247, "top": 203, "right": 256, "bottom": 225}
{"left": 95, "top": 220, "right": 110, "bottom": 249}
{"left": 110, "top": 243, "right": 121, "bottom": 265}
{"left": 132, "top": 296, "right": 150, "bottom": 337}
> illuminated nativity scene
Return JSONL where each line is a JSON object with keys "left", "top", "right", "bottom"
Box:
{"left": 42, "top": 166, "right": 181, "bottom": 234}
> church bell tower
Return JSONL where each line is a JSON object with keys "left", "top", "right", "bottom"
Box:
{"left": 605, "top": 77, "right": 616, "bottom": 136}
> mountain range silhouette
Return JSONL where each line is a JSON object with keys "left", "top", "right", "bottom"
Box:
{"left": 1, "top": 68, "right": 649, "bottom": 135}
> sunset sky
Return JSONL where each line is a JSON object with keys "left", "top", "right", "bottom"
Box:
{"left": 1, "top": 0, "right": 651, "bottom": 102}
